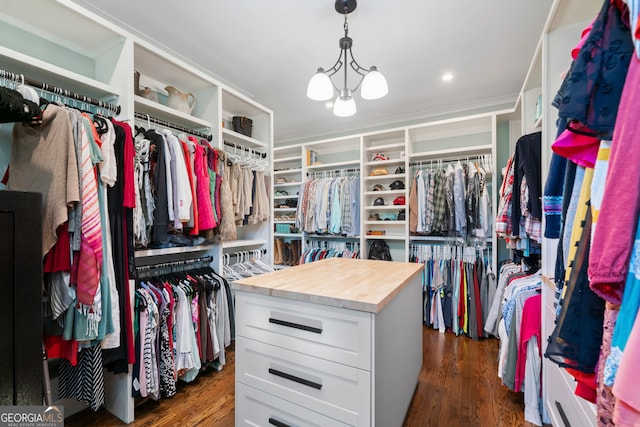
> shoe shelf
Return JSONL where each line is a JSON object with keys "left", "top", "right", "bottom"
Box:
{"left": 365, "top": 173, "right": 405, "bottom": 181}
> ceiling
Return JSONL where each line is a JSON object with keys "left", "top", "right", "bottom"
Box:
{"left": 72, "top": 0, "right": 554, "bottom": 145}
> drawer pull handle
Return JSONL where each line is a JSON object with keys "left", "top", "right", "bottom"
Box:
{"left": 268, "top": 317, "right": 323, "bottom": 334}
{"left": 268, "top": 417, "right": 292, "bottom": 427}
{"left": 268, "top": 368, "right": 323, "bottom": 390}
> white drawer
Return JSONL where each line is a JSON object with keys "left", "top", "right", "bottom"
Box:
{"left": 236, "top": 383, "right": 351, "bottom": 427}
{"left": 544, "top": 360, "right": 596, "bottom": 427}
{"left": 236, "top": 337, "right": 371, "bottom": 426}
{"left": 235, "top": 291, "right": 372, "bottom": 369}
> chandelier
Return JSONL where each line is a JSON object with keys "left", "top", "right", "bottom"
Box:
{"left": 306, "top": 0, "right": 388, "bottom": 117}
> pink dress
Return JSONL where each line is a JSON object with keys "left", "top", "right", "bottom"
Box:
{"left": 589, "top": 56, "right": 640, "bottom": 304}
{"left": 190, "top": 137, "right": 216, "bottom": 231}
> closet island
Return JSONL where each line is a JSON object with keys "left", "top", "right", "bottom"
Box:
{"left": 232, "top": 257, "right": 423, "bottom": 427}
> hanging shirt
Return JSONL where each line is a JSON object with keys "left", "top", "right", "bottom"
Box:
{"left": 163, "top": 130, "right": 193, "bottom": 225}
{"left": 453, "top": 161, "right": 467, "bottom": 235}
{"left": 8, "top": 104, "right": 80, "bottom": 257}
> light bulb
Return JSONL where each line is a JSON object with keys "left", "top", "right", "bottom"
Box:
{"left": 307, "top": 68, "right": 334, "bottom": 101}
{"left": 333, "top": 94, "right": 356, "bottom": 117}
{"left": 361, "top": 66, "right": 388, "bottom": 100}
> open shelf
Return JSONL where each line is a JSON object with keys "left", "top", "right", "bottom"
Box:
{"left": 306, "top": 160, "right": 361, "bottom": 171}
{"left": 222, "top": 239, "right": 267, "bottom": 249}
{"left": 134, "top": 95, "right": 212, "bottom": 130}
{"left": 364, "top": 234, "right": 406, "bottom": 241}
{"left": 364, "top": 159, "right": 405, "bottom": 167}
{"left": 134, "top": 244, "right": 214, "bottom": 258}
{"left": 274, "top": 181, "right": 302, "bottom": 187}
{"left": 410, "top": 144, "right": 493, "bottom": 161}
{"left": 305, "top": 234, "right": 360, "bottom": 240}
{"left": 0, "top": 46, "right": 119, "bottom": 101}
{"left": 364, "top": 142, "right": 406, "bottom": 152}
{"left": 365, "top": 206, "right": 407, "bottom": 211}
{"left": 222, "top": 127, "right": 268, "bottom": 150}
{"left": 364, "top": 190, "right": 405, "bottom": 196}
{"left": 365, "top": 173, "right": 405, "bottom": 181}
{"left": 274, "top": 168, "right": 302, "bottom": 175}
{"left": 365, "top": 221, "right": 407, "bottom": 225}
{"left": 274, "top": 155, "right": 303, "bottom": 164}
{"left": 274, "top": 233, "right": 302, "bottom": 238}
{"left": 410, "top": 235, "right": 493, "bottom": 243}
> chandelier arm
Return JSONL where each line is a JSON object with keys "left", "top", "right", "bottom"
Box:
{"left": 351, "top": 73, "right": 367, "bottom": 93}
{"left": 347, "top": 47, "right": 370, "bottom": 75}
{"left": 324, "top": 55, "right": 344, "bottom": 78}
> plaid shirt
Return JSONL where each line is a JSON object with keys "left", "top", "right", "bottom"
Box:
{"left": 432, "top": 170, "right": 446, "bottom": 233}
{"left": 424, "top": 171, "right": 435, "bottom": 233}
{"left": 521, "top": 176, "right": 542, "bottom": 243}
{"left": 340, "top": 177, "right": 352, "bottom": 234}
{"left": 495, "top": 156, "right": 515, "bottom": 237}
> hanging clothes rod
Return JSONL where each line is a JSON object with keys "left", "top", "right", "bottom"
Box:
{"left": 310, "top": 168, "right": 360, "bottom": 178}
{"left": 0, "top": 69, "right": 121, "bottom": 115}
{"left": 226, "top": 248, "right": 267, "bottom": 258}
{"left": 409, "top": 154, "right": 491, "bottom": 167}
{"left": 134, "top": 111, "right": 213, "bottom": 142}
{"left": 135, "top": 255, "right": 213, "bottom": 278}
{"left": 223, "top": 140, "right": 267, "bottom": 158}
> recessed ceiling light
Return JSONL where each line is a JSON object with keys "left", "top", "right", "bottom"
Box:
{"left": 442, "top": 73, "right": 453, "bottom": 82}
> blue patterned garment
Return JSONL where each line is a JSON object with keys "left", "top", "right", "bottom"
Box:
{"left": 603, "top": 220, "right": 640, "bottom": 386}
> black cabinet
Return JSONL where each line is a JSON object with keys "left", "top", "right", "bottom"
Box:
{"left": 0, "top": 191, "right": 43, "bottom": 405}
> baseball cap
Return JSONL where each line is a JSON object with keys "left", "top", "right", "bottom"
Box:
{"left": 371, "top": 184, "right": 385, "bottom": 191}
{"left": 390, "top": 180, "right": 405, "bottom": 190}
{"left": 393, "top": 196, "right": 406, "bottom": 205}
{"left": 372, "top": 153, "right": 389, "bottom": 161}
{"left": 373, "top": 197, "right": 385, "bottom": 206}
{"left": 370, "top": 168, "right": 388, "bottom": 176}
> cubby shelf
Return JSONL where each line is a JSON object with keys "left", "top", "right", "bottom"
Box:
{"left": 364, "top": 142, "right": 406, "bottom": 152}
{"left": 306, "top": 160, "right": 360, "bottom": 170}
{"left": 134, "top": 95, "right": 212, "bottom": 130}
{"left": 134, "top": 244, "right": 214, "bottom": 258}
{"left": 222, "top": 127, "right": 268, "bottom": 150}
{"left": 364, "top": 234, "right": 406, "bottom": 240}
{"left": 274, "top": 168, "right": 303, "bottom": 175}
{"left": 222, "top": 239, "right": 267, "bottom": 249}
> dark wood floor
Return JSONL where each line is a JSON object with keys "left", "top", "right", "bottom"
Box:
{"left": 65, "top": 327, "right": 535, "bottom": 427}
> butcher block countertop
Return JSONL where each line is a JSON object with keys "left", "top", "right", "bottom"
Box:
{"left": 231, "top": 258, "right": 424, "bottom": 313}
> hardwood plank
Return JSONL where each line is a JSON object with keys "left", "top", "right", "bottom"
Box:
{"left": 66, "top": 328, "right": 540, "bottom": 427}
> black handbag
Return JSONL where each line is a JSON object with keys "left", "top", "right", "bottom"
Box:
{"left": 232, "top": 116, "right": 253, "bottom": 137}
